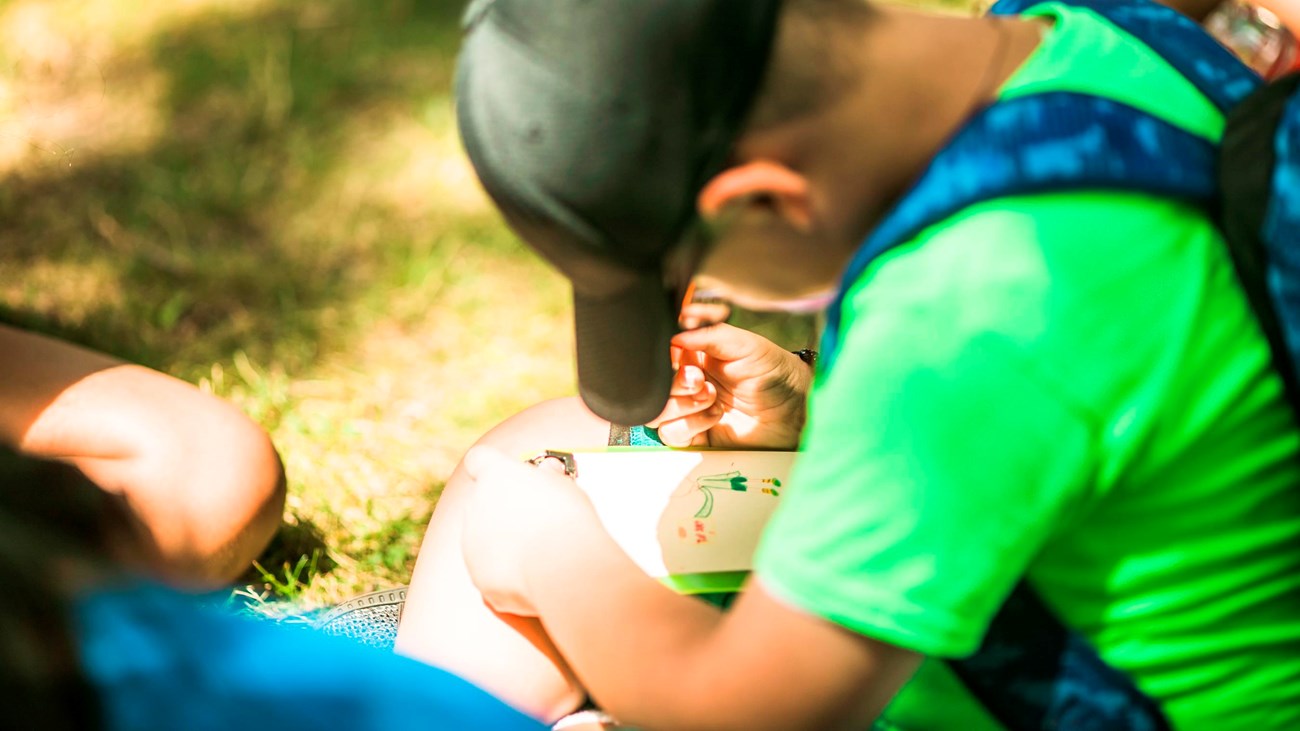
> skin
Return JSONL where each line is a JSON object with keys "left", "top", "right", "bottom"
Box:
{"left": 1252, "top": 0, "right": 1300, "bottom": 37}
{"left": 0, "top": 325, "right": 285, "bottom": 586}
{"left": 398, "top": 5, "right": 1050, "bottom": 729}
{"left": 1164, "top": 0, "right": 1228, "bottom": 20}
{"left": 1162, "top": 0, "right": 1300, "bottom": 32}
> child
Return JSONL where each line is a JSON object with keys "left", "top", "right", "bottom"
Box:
{"left": 398, "top": 0, "right": 1300, "bottom": 728}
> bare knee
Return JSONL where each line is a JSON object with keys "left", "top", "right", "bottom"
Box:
{"left": 43, "top": 365, "right": 286, "bottom": 586}
{"left": 0, "top": 329, "right": 286, "bottom": 585}
{"left": 147, "top": 396, "right": 286, "bottom": 586}
{"left": 469, "top": 396, "right": 612, "bottom": 460}
{"left": 177, "top": 410, "right": 286, "bottom": 584}
{"left": 395, "top": 396, "right": 611, "bottom": 719}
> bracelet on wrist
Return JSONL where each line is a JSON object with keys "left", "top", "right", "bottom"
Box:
{"left": 792, "top": 348, "right": 818, "bottom": 367}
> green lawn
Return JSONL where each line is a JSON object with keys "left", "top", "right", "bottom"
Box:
{"left": 0, "top": 0, "right": 577, "bottom": 608}
{"left": 0, "top": 0, "right": 968, "bottom": 612}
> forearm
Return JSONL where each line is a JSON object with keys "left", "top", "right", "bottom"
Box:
{"left": 463, "top": 447, "right": 918, "bottom": 729}
{"left": 525, "top": 525, "right": 901, "bottom": 731}
{"left": 525, "top": 525, "right": 737, "bottom": 729}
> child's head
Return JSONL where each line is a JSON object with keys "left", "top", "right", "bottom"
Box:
{"left": 456, "top": 0, "right": 877, "bottom": 423}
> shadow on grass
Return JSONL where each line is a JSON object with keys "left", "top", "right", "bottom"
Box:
{"left": 0, "top": 0, "right": 468, "bottom": 381}
{"left": 241, "top": 515, "right": 337, "bottom": 586}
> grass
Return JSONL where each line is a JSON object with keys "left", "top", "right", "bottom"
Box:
{"left": 0, "top": 0, "right": 830, "bottom": 613}
{"left": 2, "top": 0, "right": 982, "bottom": 613}
{"left": 0, "top": 0, "right": 573, "bottom": 609}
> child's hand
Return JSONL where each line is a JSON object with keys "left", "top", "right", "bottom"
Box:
{"left": 459, "top": 445, "right": 600, "bottom": 617}
{"left": 648, "top": 323, "right": 811, "bottom": 449}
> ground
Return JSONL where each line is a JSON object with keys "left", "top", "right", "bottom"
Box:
{"left": 0, "top": 0, "right": 964, "bottom": 613}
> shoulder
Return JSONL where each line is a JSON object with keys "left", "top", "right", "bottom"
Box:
{"left": 842, "top": 190, "right": 1222, "bottom": 337}
{"left": 828, "top": 191, "right": 1229, "bottom": 420}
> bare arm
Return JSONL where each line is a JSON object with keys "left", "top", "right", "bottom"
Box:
{"left": 461, "top": 447, "right": 922, "bottom": 731}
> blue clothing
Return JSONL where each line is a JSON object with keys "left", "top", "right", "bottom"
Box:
{"left": 73, "top": 584, "right": 545, "bottom": 731}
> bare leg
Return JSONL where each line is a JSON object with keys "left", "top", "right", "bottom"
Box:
{"left": 395, "top": 397, "right": 611, "bottom": 722}
{"left": 0, "top": 325, "right": 285, "bottom": 586}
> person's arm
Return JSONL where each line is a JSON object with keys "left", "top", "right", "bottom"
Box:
{"left": 460, "top": 447, "right": 921, "bottom": 731}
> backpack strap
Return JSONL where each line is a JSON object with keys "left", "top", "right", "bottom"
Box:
{"left": 947, "top": 585, "right": 1172, "bottom": 731}
{"left": 1220, "top": 73, "right": 1300, "bottom": 415}
{"left": 989, "top": 0, "right": 1259, "bottom": 112}
{"left": 819, "top": 91, "right": 1217, "bottom": 371}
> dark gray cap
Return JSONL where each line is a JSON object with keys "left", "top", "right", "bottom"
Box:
{"left": 455, "top": 0, "right": 783, "bottom": 425}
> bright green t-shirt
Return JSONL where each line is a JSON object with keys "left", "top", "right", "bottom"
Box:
{"left": 754, "top": 5, "right": 1300, "bottom": 729}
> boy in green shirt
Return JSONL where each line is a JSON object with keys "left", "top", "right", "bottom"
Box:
{"left": 395, "top": 0, "right": 1300, "bottom": 727}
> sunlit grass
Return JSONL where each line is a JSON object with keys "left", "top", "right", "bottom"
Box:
{"left": 1, "top": 0, "right": 954, "bottom": 613}
{"left": 0, "top": 0, "right": 556, "bottom": 610}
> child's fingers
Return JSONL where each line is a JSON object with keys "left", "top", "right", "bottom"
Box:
{"left": 670, "top": 323, "right": 763, "bottom": 363}
{"left": 648, "top": 377, "right": 716, "bottom": 428}
{"left": 669, "top": 364, "right": 707, "bottom": 398}
{"left": 657, "top": 395, "right": 722, "bottom": 447}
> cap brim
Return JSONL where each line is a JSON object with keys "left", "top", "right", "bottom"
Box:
{"left": 573, "top": 273, "right": 677, "bottom": 426}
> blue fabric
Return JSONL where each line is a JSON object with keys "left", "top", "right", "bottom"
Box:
{"left": 73, "top": 584, "right": 546, "bottom": 731}
{"left": 629, "top": 425, "right": 665, "bottom": 446}
{"left": 1263, "top": 90, "right": 1300, "bottom": 407}
{"left": 948, "top": 586, "right": 1169, "bottom": 731}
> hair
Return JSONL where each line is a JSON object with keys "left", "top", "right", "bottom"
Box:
{"left": 0, "top": 450, "right": 140, "bottom": 730}
{"left": 743, "top": 0, "right": 877, "bottom": 133}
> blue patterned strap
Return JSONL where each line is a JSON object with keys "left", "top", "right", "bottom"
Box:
{"left": 949, "top": 586, "right": 1171, "bottom": 731}
{"left": 1219, "top": 73, "right": 1300, "bottom": 417}
{"left": 819, "top": 91, "right": 1217, "bottom": 371}
{"left": 989, "top": 0, "right": 1260, "bottom": 111}
{"left": 1263, "top": 83, "right": 1300, "bottom": 385}
{"left": 1264, "top": 84, "right": 1300, "bottom": 394}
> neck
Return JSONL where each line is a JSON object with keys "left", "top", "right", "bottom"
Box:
{"left": 741, "top": 6, "right": 1048, "bottom": 259}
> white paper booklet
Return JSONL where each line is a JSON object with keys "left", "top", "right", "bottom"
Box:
{"left": 559, "top": 449, "right": 798, "bottom": 594}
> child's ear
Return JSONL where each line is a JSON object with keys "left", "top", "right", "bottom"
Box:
{"left": 698, "top": 161, "right": 813, "bottom": 232}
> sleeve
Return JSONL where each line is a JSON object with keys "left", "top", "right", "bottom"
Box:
{"left": 753, "top": 216, "right": 1100, "bottom": 659}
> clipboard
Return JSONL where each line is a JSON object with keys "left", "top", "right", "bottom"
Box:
{"left": 545, "top": 448, "right": 798, "bottom": 594}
